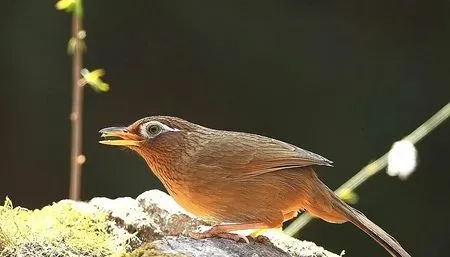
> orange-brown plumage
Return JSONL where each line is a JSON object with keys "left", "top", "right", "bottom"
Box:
{"left": 99, "top": 115, "right": 410, "bottom": 257}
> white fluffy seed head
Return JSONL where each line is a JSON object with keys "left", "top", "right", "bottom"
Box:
{"left": 387, "top": 140, "right": 418, "bottom": 180}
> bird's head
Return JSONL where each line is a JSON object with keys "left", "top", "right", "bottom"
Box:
{"left": 99, "top": 116, "right": 205, "bottom": 171}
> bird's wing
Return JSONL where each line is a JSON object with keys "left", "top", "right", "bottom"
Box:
{"left": 192, "top": 130, "right": 333, "bottom": 179}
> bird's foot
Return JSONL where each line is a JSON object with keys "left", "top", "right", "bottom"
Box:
{"left": 190, "top": 230, "right": 250, "bottom": 243}
{"left": 251, "top": 235, "right": 272, "bottom": 246}
{"left": 189, "top": 223, "right": 275, "bottom": 245}
{"left": 189, "top": 231, "right": 273, "bottom": 245}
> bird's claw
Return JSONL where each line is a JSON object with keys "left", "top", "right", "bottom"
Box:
{"left": 190, "top": 231, "right": 250, "bottom": 243}
{"left": 253, "top": 235, "right": 272, "bottom": 246}
{"left": 218, "top": 233, "right": 250, "bottom": 244}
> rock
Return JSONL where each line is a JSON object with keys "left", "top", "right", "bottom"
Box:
{"left": 91, "top": 190, "right": 340, "bottom": 257}
{"left": 136, "top": 190, "right": 208, "bottom": 237}
{"left": 0, "top": 190, "right": 341, "bottom": 257}
{"left": 153, "top": 236, "right": 289, "bottom": 257}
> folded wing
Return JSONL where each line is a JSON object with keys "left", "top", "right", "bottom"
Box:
{"left": 192, "top": 131, "right": 332, "bottom": 179}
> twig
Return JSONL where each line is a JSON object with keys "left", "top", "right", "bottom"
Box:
{"left": 69, "top": 0, "right": 84, "bottom": 201}
{"left": 284, "top": 101, "right": 450, "bottom": 236}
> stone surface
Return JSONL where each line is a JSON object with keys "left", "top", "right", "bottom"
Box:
{"left": 153, "top": 237, "right": 289, "bottom": 257}
{"left": 136, "top": 190, "right": 208, "bottom": 237}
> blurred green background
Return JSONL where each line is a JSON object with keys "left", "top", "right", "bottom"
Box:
{"left": 1, "top": 1, "right": 449, "bottom": 256}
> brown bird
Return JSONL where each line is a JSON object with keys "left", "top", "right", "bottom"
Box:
{"left": 99, "top": 116, "right": 410, "bottom": 257}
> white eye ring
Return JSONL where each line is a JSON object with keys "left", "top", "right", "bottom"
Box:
{"left": 147, "top": 124, "right": 161, "bottom": 135}
{"left": 140, "top": 121, "right": 179, "bottom": 138}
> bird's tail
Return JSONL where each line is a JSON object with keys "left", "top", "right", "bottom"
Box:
{"left": 309, "top": 176, "right": 411, "bottom": 257}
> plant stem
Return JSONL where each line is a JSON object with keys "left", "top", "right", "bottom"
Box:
{"left": 284, "top": 101, "right": 450, "bottom": 236}
{"left": 69, "top": 0, "right": 84, "bottom": 201}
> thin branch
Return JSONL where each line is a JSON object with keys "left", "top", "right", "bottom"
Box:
{"left": 69, "top": 0, "right": 84, "bottom": 201}
{"left": 284, "top": 101, "right": 450, "bottom": 236}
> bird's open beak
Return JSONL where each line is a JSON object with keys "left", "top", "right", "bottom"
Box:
{"left": 99, "top": 127, "right": 141, "bottom": 146}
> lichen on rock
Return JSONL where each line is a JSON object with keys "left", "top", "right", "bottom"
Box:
{"left": 0, "top": 197, "right": 129, "bottom": 256}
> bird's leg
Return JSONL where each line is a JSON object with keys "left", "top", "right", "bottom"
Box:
{"left": 190, "top": 222, "right": 273, "bottom": 243}
{"left": 245, "top": 211, "right": 297, "bottom": 238}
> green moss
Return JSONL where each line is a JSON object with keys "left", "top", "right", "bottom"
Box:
{"left": 0, "top": 197, "right": 129, "bottom": 256}
{"left": 116, "top": 243, "right": 186, "bottom": 257}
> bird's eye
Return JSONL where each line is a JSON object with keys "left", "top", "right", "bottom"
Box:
{"left": 147, "top": 124, "right": 161, "bottom": 135}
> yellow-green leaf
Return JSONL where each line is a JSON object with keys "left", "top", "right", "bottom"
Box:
{"left": 55, "top": 0, "right": 75, "bottom": 11}
{"left": 80, "top": 69, "right": 110, "bottom": 93}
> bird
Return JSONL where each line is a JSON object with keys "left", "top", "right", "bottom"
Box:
{"left": 99, "top": 115, "right": 411, "bottom": 257}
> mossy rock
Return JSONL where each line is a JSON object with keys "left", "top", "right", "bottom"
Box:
{"left": 0, "top": 198, "right": 130, "bottom": 257}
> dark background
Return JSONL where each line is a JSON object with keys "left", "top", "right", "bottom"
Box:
{"left": 1, "top": 1, "right": 449, "bottom": 256}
